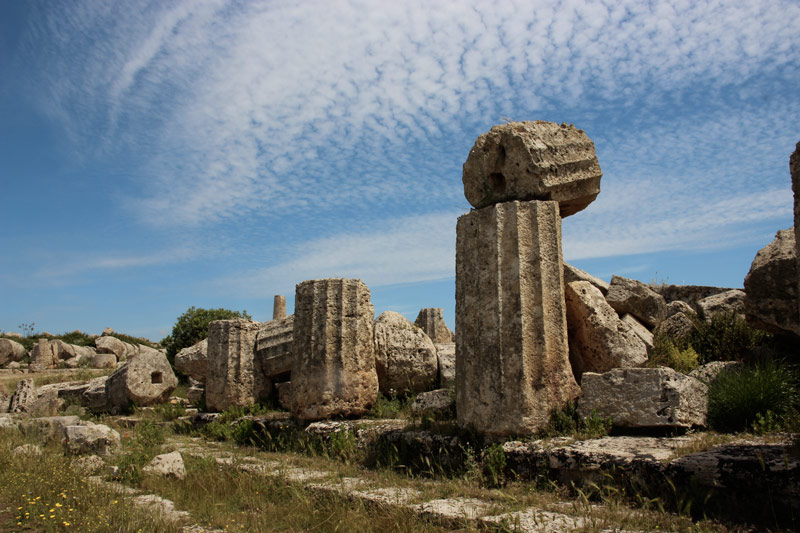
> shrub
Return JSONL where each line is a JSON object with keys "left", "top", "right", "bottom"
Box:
{"left": 708, "top": 358, "right": 798, "bottom": 433}
{"left": 687, "top": 310, "right": 772, "bottom": 364}
{"left": 648, "top": 335, "right": 699, "bottom": 373}
{"left": 543, "top": 402, "right": 612, "bottom": 439}
{"left": 161, "top": 306, "right": 251, "bottom": 363}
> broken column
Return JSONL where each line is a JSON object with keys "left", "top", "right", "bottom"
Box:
{"left": 414, "top": 308, "right": 454, "bottom": 343}
{"left": 456, "top": 121, "right": 600, "bottom": 436}
{"left": 205, "top": 319, "right": 265, "bottom": 412}
{"left": 273, "top": 295, "right": 287, "bottom": 320}
{"left": 291, "top": 278, "right": 378, "bottom": 420}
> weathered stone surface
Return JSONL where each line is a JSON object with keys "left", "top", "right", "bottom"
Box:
{"left": 273, "top": 295, "right": 287, "bottom": 320}
{"left": 689, "top": 361, "right": 743, "bottom": 386}
{"left": 456, "top": 200, "right": 579, "bottom": 435}
{"left": 29, "top": 338, "right": 57, "bottom": 371}
{"left": 655, "top": 284, "right": 734, "bottom": 309}
{"left": 435, "top": 343, "right": 455, "bottom": 389}
{"left": 696, "top": 289, "right": 746, "bottom": 318}
{"left": 744, "top": 229, "right": 800, "bottom": 337}
{"left": 411, "top": 389, "right": 454, "bottom": 418}
{"left": 414, "top": 308, "right": 454, "bottom": 344}
{"left": 19, "top": 415, "right": 82, "bottom": 441}
{"left": 82, "top": 377, "right": 110, "bottom": 412}
{"left": 30, "top": 387, "right": 61, "bottom": 417}
{"left": 374, "top": 311, "right": 438, "bottom": 395}
{"left": 13, "top": 444, "right": 42, "bottom": 457}
{"left": 275, "top": 381, "right": 292, "bottom": 410}
{"left": 291, "top": 278, "right": 378, "bottom": 420}
{"left": 9, "top": 379, "right": 36, "bottom": 413}
{"left": 563, "top": 262, "right": 609, "bottom": 295}
{"left": 655, "top": 304, "right": 696, "bottom": 342}
{"left": 0, "top": 338, "right": 26, "bottom": 365}
{"left": 4, "top": 332, "right": 22, "bottom": 339}
{"left": 606, "top": 276, "right": 667, "bottom": 328}
{"left": 106, "top": 350, "right": 178, "bottom": 411}
{"left": 95, "top": 336, "right": 135, "bottom": 361}
{"left": 174, "top": 338, "right": 208, "bottom": 382}
{"left": 255, "top": 316, "right": 293, "bottom": 379}
{"left": 143, "top": 451, "right": 186, "bottom": 480}
{"left": 205, "top": 319, "right": 264, "bottom": 412}
{"left": 72, "top": 454, "right": 106, "bottom": 474}
{"left": 577, "top": 367, "right": 708, "bottom": 429}
{"left": 462, "top": 121, "right": 602, "bottom": 217}
{"left": 186, "top": 383, "right": 205, "bottom": 405}
{"left": 64, "top": 423, "right": 120, "bottom": 455}
{"left": 92, "top": 352, "right": 117, "bottom": 369}
{"left": 621, "top": 313, "right": 654, "bottom": 353}
{"left": 564, "top": 282, "right": 648, "bottom": 379}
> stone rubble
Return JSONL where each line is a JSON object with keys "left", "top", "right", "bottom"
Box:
{"left": 605, "top": 275, "right": 667, "bottom": 328}
{"left": 373, "top": 310, "right": 438, "bottom": 395}
{"left": 413, "top": 307, "right": 454, "bottom": 343}
{"left": 107, "top": 349, "right": 178, "bottom": 412}
{"left": 174, "top": 338, "right": 208, "bottom": 382}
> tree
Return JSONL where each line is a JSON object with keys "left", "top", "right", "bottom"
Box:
{"left": 162, "top": 306, "right": 252, "bottom": 363}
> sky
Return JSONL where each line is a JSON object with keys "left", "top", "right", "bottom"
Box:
{"left": 0, "top": 0, "right": 798, "bottom": 342}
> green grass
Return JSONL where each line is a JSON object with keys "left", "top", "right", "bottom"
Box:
{"left": 708, "top": 358, "right": 799, "bottom": 433}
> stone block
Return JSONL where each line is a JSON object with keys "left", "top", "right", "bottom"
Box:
{"left": 696, "top": 289, "right": 745, "bottom": 318}
{"left": 29, "top": 338, "right": 56, "bottom": 371}
{"left": 291, "top": 278, "right": 378, "bottom": 420}
{"left": 455, "top": 200, "right": 579, "bottom": 436}
{"left": 414, "top": 308, "right": 454, "bottom": 343}
{"left": 174, "top": 338, "right": 208, "bottom": 382}
{"left": 374, "top": 311, "right": 437, "bottom": 394}
{"left": 462, "top": 121, "right": 602, "bottom": 216}
{"left": 565, "top": 281, "right": 648, "bottom": 380}
{"left": 578, "top": 367, "right": 708, "bottom": 429}
{"left": 106, "top": 350, "right": 178, "bottom": 412}
{"left": 744, "top": 229, "right": 800, "bottom": 337}
{"left": 435, "top": 343, "right": 455, "bottom": 389}
{"left": 606, "top": 275, "right": 667, "bottom": 328}
{"left": 0, "top": 338, "right": 26, "bottom": 366}
{"left": 563, "top": 261, "right": 609, "bottom": 295}
{"left": 255, "top": 316, "right": 293, "bottom": 378}
{"left": 205, "top": 319, "right": 264, "bottom": 412}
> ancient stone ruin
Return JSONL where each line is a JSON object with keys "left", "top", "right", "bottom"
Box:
{"left": 456, "top": 121, "right": 597, "bottom": 435}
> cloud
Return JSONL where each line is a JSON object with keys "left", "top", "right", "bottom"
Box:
{"left": 210, "top": 211, "right": 459, "bottom": 297}
{"left": 16, "top": 0, "right": 799, "bottom": 229}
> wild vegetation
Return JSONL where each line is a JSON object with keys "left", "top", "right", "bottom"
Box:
{"left": 160, "top": 306, "right": 251, "bottom": 364}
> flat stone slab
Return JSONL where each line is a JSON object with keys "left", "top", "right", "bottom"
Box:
{"left": 480, "top": 508, "right": 587, "bottom": 532}
{"left": 410, "top": 497, "right": 498, "bottom": 523}
{"left": 349, "top": 487, "right": 423, "bottom": 507}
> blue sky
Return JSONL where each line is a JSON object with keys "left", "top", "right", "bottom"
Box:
{"left": 1, "top": 0, "right": 797, "bottom": 342}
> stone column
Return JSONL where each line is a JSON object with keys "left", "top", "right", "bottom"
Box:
{"left": 291, "top": 278, "right": 378, "bottom": 420}
{"left": 205, "top": 319, "right": 265, "bottom": 412}
{"left": 273, "top": 295, "right": 287, "bottom": 320}
{"left": 414, "top": 308, "right": 454, "bottom": 343}
{"left": 456, "top": 200, "right": 579, "bottom": 435}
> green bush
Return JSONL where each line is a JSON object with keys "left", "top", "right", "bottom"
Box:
{"left": 161, "top": 306, "right": 251, "bottom": 363}
{"left": 688, "top": 311, "right": 772, "bottom": 364}
{"left": 648, "top": 335, "right": 699, "bottom": 373}
{"left": 543, "top": 402, "right": 612, "bottom": 439}
{"left": 708, "top": 359, "right": 798, "bottom": 433}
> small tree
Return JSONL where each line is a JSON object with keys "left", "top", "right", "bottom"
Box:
{"left": 162, "top": 306, "right": 251, "bottom": 363}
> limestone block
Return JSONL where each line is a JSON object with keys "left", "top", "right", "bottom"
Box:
{"left": 462, "top": 121, "right": 602, "bottom": 216}
{"left": 577, "top": 367, "right": 708, "bottom": 429}
{"left": 273, "top": 295, "right": 287, "bottom": 320}
{"left": 143, "top": 451, "right": 186, "bottom": 480}
{"left": 64, "top": 423, "right": 121, "bottom": 456}
{"left": 255, "top": 316, "right": 293, "bottom": 379}
{"left": 29, "top": 338, "right": 57, "bottom": 371}
{"left": 0, "top": 338, "right": 26, "bottom": 365}
{"left": 205, "top": 319, "right": 264, "bottom": 412}
{"left": 565, "top": 281, "right": 648, "bottom": 379}
{"left": 563, "top": 262, "right": 609, "bottom": 295}
{"left": 174, "top": 338, "right": 208, "bottom": 382}
{"left": 456, "top": 200, "right": 579, "bottom": 436}
{"left": 374, "top": 311, "right": 438, "bottom": 395}
{"left": 411, "top": 388, "right": 454, "bottom": 418}
{"left": 689, "top": 361, "right": 742, "bottom": 386}
{"left": 606, "top": 275, "right": 667, "bottom": 328}
{"left": 95, "top": 336, "right": 134, "bottom": 361}
{"left": 744, "top": 229, "right": 800, "bottom": 337}
{"left": 666, "top": 300, "right": 694, "bottom": 318}
{"left": 414, "top": 308, "right": 454, "bottom": 343}
{"left": 92, "top": 352, "right": 117, "bottom": 369}
{"left": 655, "top": 302, "right": 696, "bottom": 342}
{"left": 9, "top": 379, "right": 36, "bottom": 413}
{"left": 19, "top": 415, "right": 82, "bottom": 442}
{"left": 435, "top": 343, "right": 456, "bottom": 389}
{"left": 696, "top": 289, "right": 746, "bottom": 318}
{"left": 82, "top": 377, "right": 110, "bottom": 412}
{"left": 291, "top": 278, "right": 378, "bottom": 420}
{"left": 275, "top": 381, "right": 292, "bottom": 410}
{"left": 106, "top": 350, "right": 178, "bottom": 411}
{"left": 621, "top": 313, "right": 654, "bottom": 353}
{"left": 186, "top": 383, "right": 205, "bottom": 406}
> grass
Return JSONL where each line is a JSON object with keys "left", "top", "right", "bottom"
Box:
{"left": 707, "top": 358, "right": 799, "bottom": 433}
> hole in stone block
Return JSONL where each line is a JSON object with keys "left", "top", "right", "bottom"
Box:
{"left": 151, "top": 371, "right": 163, "bottom": 384}
{"left": 489, "top": 172, "right": 506, "bottom": 194}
